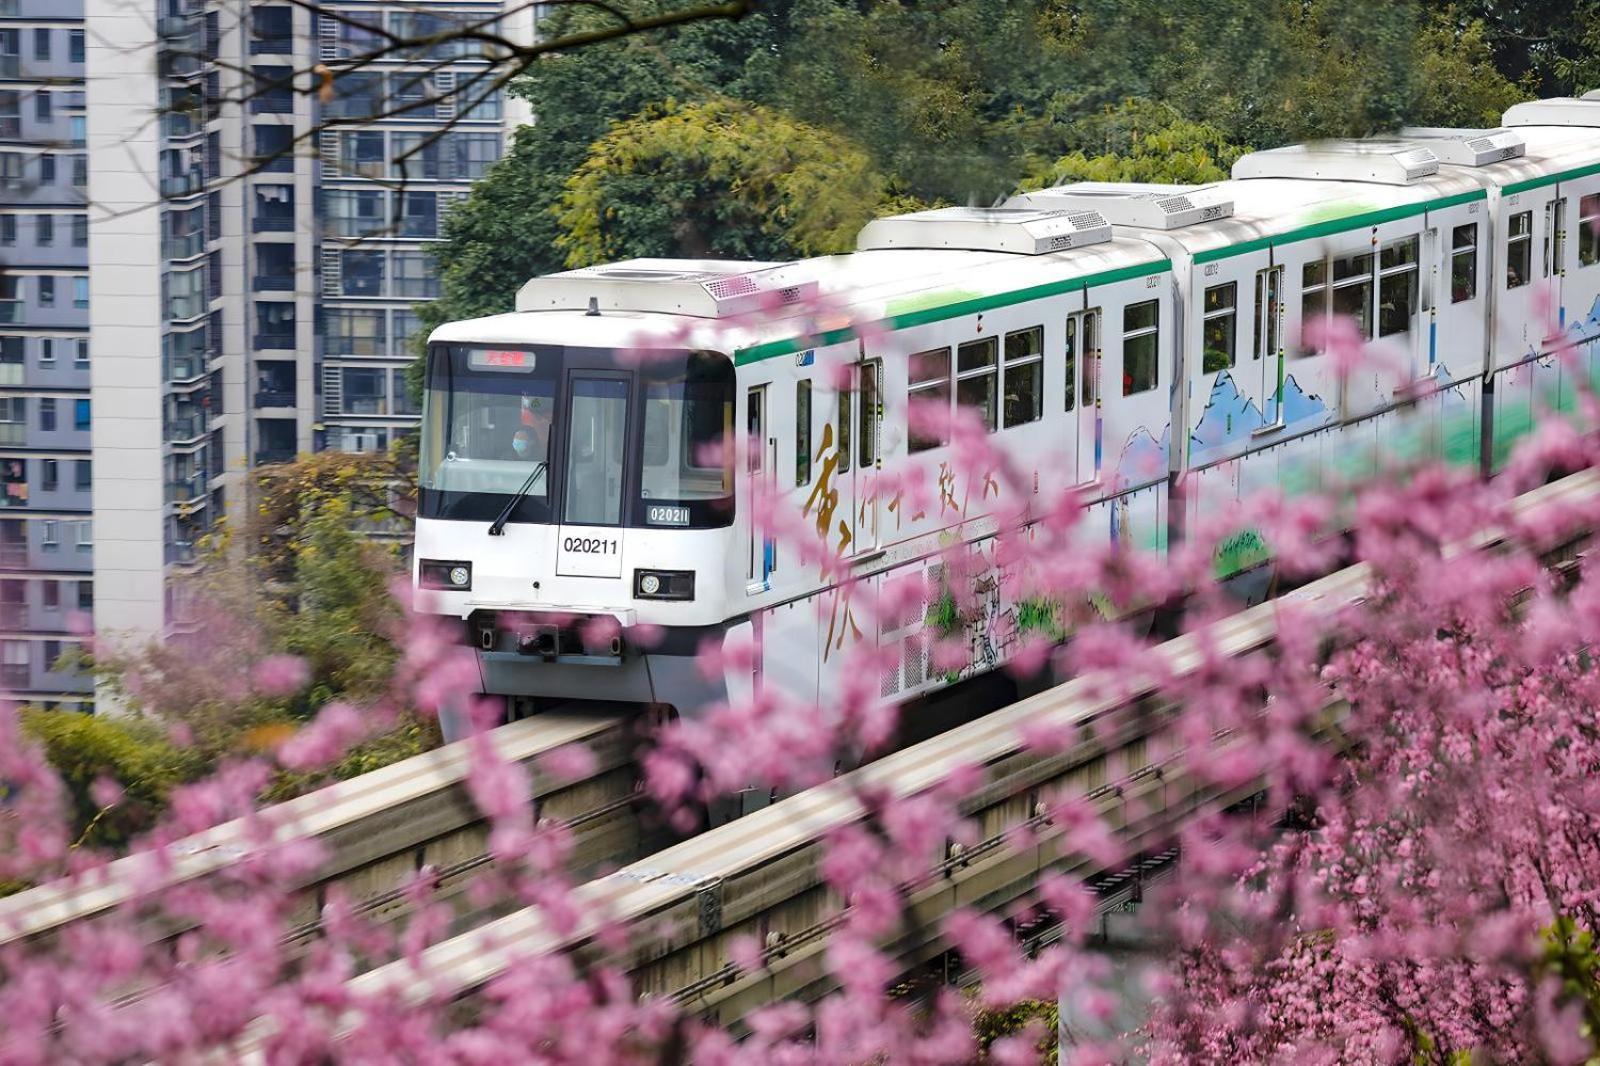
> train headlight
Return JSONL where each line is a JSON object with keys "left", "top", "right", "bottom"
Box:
{"left": 420, "top": 560, "right": 472, "bottom": 591}
{"left": 633, "top": 568, "right": 694, "bottom": 601}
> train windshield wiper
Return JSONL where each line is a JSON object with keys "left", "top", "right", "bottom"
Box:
{"left": 487, "top": 461, "right": 547, "bottom": 536}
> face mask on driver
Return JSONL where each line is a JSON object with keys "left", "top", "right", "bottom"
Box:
{"left": 512, "top": 437, "right": 530, "bottom": 456}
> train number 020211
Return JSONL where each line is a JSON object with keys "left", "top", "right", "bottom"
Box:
{"left": 562, "top": 536, "right": 618, "bottom": 555}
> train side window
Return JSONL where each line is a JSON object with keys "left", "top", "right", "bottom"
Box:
{"left": 1377, "top": 235, "right": 1418, "bottom": 337}
{"left": 1121, "top": 300, "right": 1158, "bottom": 396}
{"left": 1297, "top": 259, "right": 1328, "bottom": 356}
{"left": 908, "top": 346, "right": 950, "bottom": 452}
{"left": 858, "top": 359, "right": 881, "bottom": 469}
{"left": 1081, "top": 310, "right": 1100, "bottom": 409}
{"left": 1064, "top": 318, "right": 1076, "bottom": 412}
{"left": 795, "top": 379, "right": 812, "bottom": 487}
{"left": 1451, "top": 223, "right": 1478, "bottom": 302}
{"left": 1507, "top": 210, "right": 1532, "bottom": 288}
{"left": 1581, "top": 194, "right": 1600, "bottom": 267}
{"left": 1002, "top": 326, "right": 1042, "bottom": 427}
{"left": 1550, "top": 197, "right": 1567, "bottom": 276}
{"left": 1331, "top": 249, "right": 1374, "bottom": 339}
{"left": 956, "top": 336, "right": 998, "bottom": 431}
{"left": 1201, "top": 282, "right": 1235, "bottom": 373}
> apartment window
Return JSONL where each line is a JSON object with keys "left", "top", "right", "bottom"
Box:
{"left": 68, "top": 115, "right": 83, "bottom": 147}
{"left": 340, "top": 367, "right": 386, "bottom": 415}
{"left": 1507, "top": 211, "right": 1532, "bottom": 288}
{"left": 391, "top": 369, "right": 419, "bottom": 416}
{"left": 1378, "top": 236, "right": 1419, "bottom": 337}
{"left": 0, "top": 215, "right": 12, "bottom": 246}
{"left": 74, "top": 459, "right": 89, "bottom": 489}
{"left": 398, "top": 191, "right": 437, "bottom": 238}
{"left": 795, "top": 379, "right": 812, "bottom": 485}
{"left": 71, "top": 276, "right": 86, "bottom": 310}
{"left": 254, "top": 242, "right": 295, "bottom": 288}
{"left": 1332, "top": 250, "right": 1375, "bottom": 339}
{"left": 76, "top": 580, "right": 91, "bottom": 609}
{"left": 74, "top": 339, "right": 87, "bottom": 367}
{"left": 390, "top": 131, "right": 441, "bottom": 179}
{"left": 69, "top": 30, "right": 84, "bottom": 64}
{"left": 325, "top": 189, "right": 386, "bottom": 237}
{"left": 38, "top": 153, "right": 53, "bottom": 183}
{"left": 251, "top": 65, "right": 294, "bottom": 113}
{"left": 339, "top": 129, "right": 385, "bottom": 177}
{"left": 37, "top": 338, "right": 52, "bottom": 365}
{"left": 1002, "top": 326, "right": 1043, "bottom": 428}
{"left": 167, "top": 265, "right": 206, "bottom": 320}
{"left": 256, "top": 301, "right": 295, "bottom": 345}
{"left": 41, "top": 519, "right": 57, "bottom": 549}
{"left": 1581, "top": 195, "right": 1600, "bottom": 268}
{"left": 323, "top": 307, "right": 386, "bottom": 356}
{"left": 908, "top": 347, "right": 951, "bottom": 452}
{"left": 38, "top": 276, "right": 54, "bottom": 306}
{"left": 450, "top": 132, "right": 501, "bottom": 179}
{"left": 71, "top": 154, "right": 85, "bottom": 188}
{"left": 70, "top": 213, "right": 86, "bottom": 248}
{"left": 39, "top": 397, "right": 55, "bottom": 431}
{"left": 326, "top": 71, "right": 382, "bottom": 120}
{"left": 41, "top": 459, "right": 56, "bottom": 491}
{"left": 72, "top": 398, "right": 88, "bottom": 430}
{"left": 391, "top": 250, "right": 438, "bottom": 298}
{"left": 35, "top": 90, "right": 51, "bottom": 122}
{"left": 0, "top": 93, "right": 17, "bottom": 140}
{"left": 392, "top": 309, "right": 422, "bottom": 351}
{"left": 74, "top": 519, "right": 91, "bottom": 551}
{"left": 1122, "top": 300, "right": 1160, "bottom": 395}
{"left": 1201, "top": 282, "right": 1236, "bottom": 373}
{"left": 956, "top": 336, "right": 998, "bottom": 432}
{"left": 461, "top": 91, "right": 502, "bottom": 122}
{"left": 35, "top": 213, "right": 52, "bottom": 246}
{"left": 251, "top": 125, "right": 294, "bottom": 174}
{"left": 33, "top": 27, "right": 49, "bottom": 61}
{"left": 251, "top": 6, "right": 292, "bottom": 53}
{"left": 43, "top": 640, "right": 60, "bottom": 669}
{"left": 42, "top": 580, "right": 58, "bottom": 610}
{"left": 1, "top": 640, "right": 28, "bottom": 684}
{"left": 341, "top": 249, "right": 384, "bottom": 296}
{"left": 387, "top": 70, "right": 437, "bottom": 120}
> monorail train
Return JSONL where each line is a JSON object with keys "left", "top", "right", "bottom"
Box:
{"left": 414, "top": 94, "right": 1600, "bottom": 738}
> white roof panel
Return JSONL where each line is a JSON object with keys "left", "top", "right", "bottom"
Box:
{"left": 1006, "top": 182, "right": 1234, "bottom": 230}
{"left": 1233, "top": 141, "right": 1440, "bottom": 185}
{"left": 856, "top": 205, "right": 1112, "bottom": 255}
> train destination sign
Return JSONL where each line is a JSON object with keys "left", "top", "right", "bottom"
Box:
{"left": 469, "top": 348, "right": 537, "bottom": 371}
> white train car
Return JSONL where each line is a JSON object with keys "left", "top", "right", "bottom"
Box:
{"left": 414, "top": 95, "right": 1600, "bottom": 736}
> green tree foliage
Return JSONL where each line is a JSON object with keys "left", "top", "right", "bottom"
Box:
{"left": 1026, "top": 101, "right": 1247, "bottom": 188}
{"left": 1438, "top": 0, "right": 1600, "bottom": 97}
{"left": 556, "top": 98, "right": 885, "bottom": 267}
{"left": 17, "top": 707, "right": 203, "bottom": 851}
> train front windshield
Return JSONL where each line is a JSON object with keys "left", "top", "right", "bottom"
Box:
{"left": 420, "top": 344, "right": 735, "bottom": 527}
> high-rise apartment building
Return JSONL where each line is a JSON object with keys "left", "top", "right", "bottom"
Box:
{"left": 1, "top": 0, "right": 532, "bottom": 707}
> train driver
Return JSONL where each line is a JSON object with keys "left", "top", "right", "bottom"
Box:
{"left": 506, "top": 393, "right": 552, "bottom": 462}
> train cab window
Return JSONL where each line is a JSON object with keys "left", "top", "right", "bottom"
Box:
{"left": 1377, "top": 236, "right": 1418, "bottom": 337}
{"left": 795, "top": 379, "right": 812, "bottom": 486}
{"left": 1002, "top": 326, "right": 1042, "bottom": 427}
{"left": 1201, "top": 283, "right": 1236, "bottom": 373}
{"left": 1451, "top": 223, "right": 1478, "bottom": 302}
{"left": 1507, "top": 211, "right": 1532, "bottom": 288}
{"left": 908, "top": 347, "right": 951, "bottom": 452}
{"left": 1331, "top": 251, "right": 1374, "bottom": 339}
{"left": 1298, "top": 259, "right": 1328, "bottom": 356}
{"left": 956, "top": 336, "right": 998, "bottom": 431}
{"left": 1122, "top": 300, "right": 1159, "bottom": 396}
{"left": 562, "top": 377, "right": 629, "bottom": 526}
{"left": 638, "top": 351, "right": 734, "bottom": 522}
{"left": 1580, "top": 195, "right": 1600, "bottom": 268}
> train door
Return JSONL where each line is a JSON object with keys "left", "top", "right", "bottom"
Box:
{"left": 746, "top": 384, "right": 776, "bottom": 592}
{"left": 1066, "top": 309, "right": 1102, "bottom": 484}
{"left": 854, "top": 358, "right": 883, "bottom": 553}
{"left": 1254, "top": 266, "right": 1285, "bottom": 425}
{"left": 1544, "top": 194, "right": 1568, "bottom": 333}
{"left": 1495, "top": 187, "right": 1558, "bottom": 370}
{"left": 555, "top": 372, "right": 630, "bottom": 579}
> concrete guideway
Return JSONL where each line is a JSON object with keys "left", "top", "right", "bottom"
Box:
{"left": 311, "top": 469, "right": 1597, "bottom": 1043}
{"left": 0, "top": 711, "right": 641, "bottom": 952}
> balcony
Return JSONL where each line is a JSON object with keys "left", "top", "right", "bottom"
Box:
{"left": 0, "top": 424, "right": 23, "bottom": 446}
{"left": 164, "top": 478, "right": 202, "bottom": 503}
{"left": 0, "top": 543, "right": 26, "bottom": 567}
{"left": 165, "top": 540, "right": 198, "bottom": 565}
{"left": 254, "top": 388, "right": 296, "bottom": 408}
{"left": 255, "top": 448, "right": 295, "bottom": 466}
{"left": 0, "top": 117, "right": 18, "bottom": 139}
{"left": 163, "top": 230, "right": 206, "bottom": 261}
{"left": 0, "top": 363, "right": 20, "bottom": 386}
{"left": 253, "top": 214, "right": 293, "bottom": 232}
{"left": 157, "top": 15, "right": 193, "bottom": 38}
{"left": 250, "top": 37, "right": 293, "bottom": 55}
{"left": 166, "top": 357, "right": 206, "bottom": 384}
{"left": 0, "top": 302, "right": 22, "bottom": 325}
{"left": 253, "top": 274, "right": 293, "bottom": 292}
{"left": 0, "top": 56, "right": 17, "bottom": 78}
{"left": 253, "top": 332, "right": 295, "bottom": 351}
{"left": 166, "top": 414, "right": 208, "bottom": 444}
{"left": 1, "top": 663, "right": 30, "bottom": 689}
{"left": 160, "top": 170, "right": 205, "bottom": 199}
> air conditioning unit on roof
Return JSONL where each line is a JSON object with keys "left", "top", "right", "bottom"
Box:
{"left": 856, "top": 206, "right": 1111, "bottom": 255}
{"left": 1503, "top": 95, "right": 1600, "bottom": 128}
{"left": 1006, "top": 183, "right": 1234, "bottom": 230}
{"left": 517, "top": 258, "right": 819, "bottom": 319}
{"left": 1398, "top": 127, "right": 1526, "bottom": 166}
{"left": 1233, "top": 141, "right": 1440, "bottom": 185}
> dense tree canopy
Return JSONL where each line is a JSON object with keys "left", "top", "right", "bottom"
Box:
{"left": 416, "top": 0, "right": 1541, "bottom": 362}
